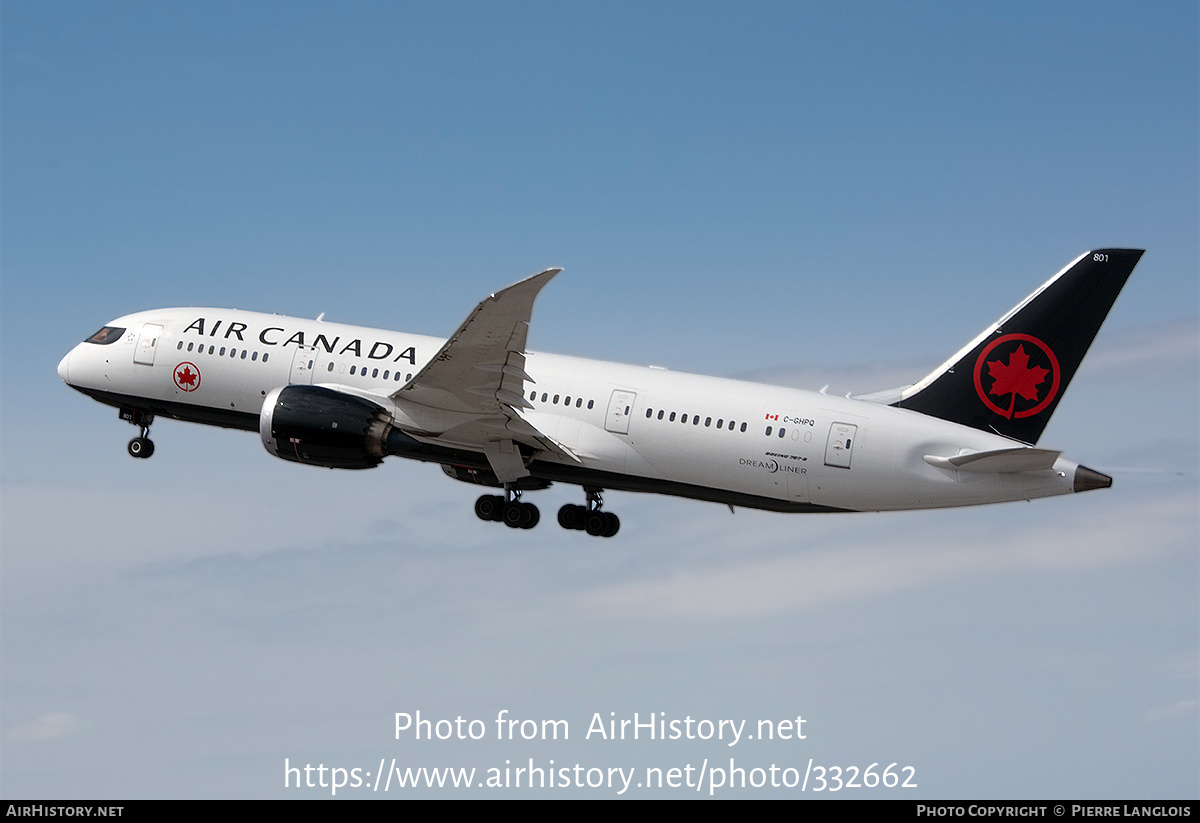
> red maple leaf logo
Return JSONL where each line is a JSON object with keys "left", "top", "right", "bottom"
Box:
{"left": 973, "top": 334, "right": 1060, "bottom": 420}
{"left": 985, "top": 344, "right": 1049, "bottom": 419}
{"left": 174, "top": 362, "right": 201, "bottom": 392}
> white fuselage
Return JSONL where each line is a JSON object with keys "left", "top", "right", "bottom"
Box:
{"left": 58, "top": 306, "right": 1086, "bottom": 514}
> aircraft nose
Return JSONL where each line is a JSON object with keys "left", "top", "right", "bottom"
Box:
{"left": 57, "top": 351, "right": 71, "bottom": 383}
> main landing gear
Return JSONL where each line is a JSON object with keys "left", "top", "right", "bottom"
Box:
{"left": 475, "top": 489, "right": 540, "bottom": 530}
{"left": 474, "top": 485, "right": 620, "bottom": 537}
{"left": 120, "top": 407, "right": 155, "bottom": 459}
{"left": 558, "top": 487, "right": 620, "bottom": 538}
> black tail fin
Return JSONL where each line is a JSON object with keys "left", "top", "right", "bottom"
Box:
{"left": 894, "top": 249, "right": 1144, "bottom": 444}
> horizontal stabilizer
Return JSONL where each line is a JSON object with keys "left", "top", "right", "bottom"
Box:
{"left": 923, "top": 447, "right": 1061, "bottom": 473}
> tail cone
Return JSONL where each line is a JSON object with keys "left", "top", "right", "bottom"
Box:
{"left": 1073, "top": 465, "right": 1113, "bottom": 493}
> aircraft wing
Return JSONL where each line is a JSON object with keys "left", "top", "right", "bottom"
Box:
{"left": 390, "top": 268, "right": 576, "bottom": 479}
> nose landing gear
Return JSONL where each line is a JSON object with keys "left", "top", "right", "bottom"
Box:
{"left": 127, "top": 436, "right": 154, "bottom": 458}
{"left": 120, "top": 408, "right": 155, "bottom": 459}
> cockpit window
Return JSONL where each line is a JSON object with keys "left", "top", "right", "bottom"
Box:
{"left": 85, "top": 326, "right": 125, "bottom": 345}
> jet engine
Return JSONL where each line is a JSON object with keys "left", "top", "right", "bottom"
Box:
{"left": 260, "top": 385, "right": 393, "bottom": 469}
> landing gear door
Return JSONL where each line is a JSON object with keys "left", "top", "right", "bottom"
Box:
{"left": 134, "top": 323, "right": 163, "bottom": 365}
{"left": 605, "top": 390, "right": 637, "bottom": 435}
{"left": 290, "top": 345, "right": 316, "bottom": 385}
{"left": 824, "top": 422, "right": 858, "bottom": 469}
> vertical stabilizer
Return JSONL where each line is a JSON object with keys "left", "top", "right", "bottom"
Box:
{"left": 894, "top": 249, "right": 1143, "bottom": 444}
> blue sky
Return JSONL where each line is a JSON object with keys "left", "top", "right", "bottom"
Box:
{"left": 2, "top": 1, "right": 1196, "bottom": 798}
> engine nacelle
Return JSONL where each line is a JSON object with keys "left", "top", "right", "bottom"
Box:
{"left": 260, "top": 385, "right": 393, "bottom": 469}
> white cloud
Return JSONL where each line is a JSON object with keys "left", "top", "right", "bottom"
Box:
{"left": 1144, "top": 700, "right": 1199, "bottom": 724}
{"left": 8, "top": 711, "right": 84, "bottom": 742}
{"left": 575, "top": 490, "right": 1196, "bottom": 619}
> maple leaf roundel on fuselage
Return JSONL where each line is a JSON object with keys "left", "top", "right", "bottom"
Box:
{"left": 173, "top": 362, "right": 201, "bottom": 392}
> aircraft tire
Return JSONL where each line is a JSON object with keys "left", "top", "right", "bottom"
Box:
{"left": 128, "top": 437, "right": 154, "bottom": 459}
{"left": 585, "top": 511, "right": 609, "bottom": 536}
{"left": 602, "top": 512, "right": 620, "bottom": 537}
{"left": 521, "top": 503, "right": 540, "bottom": 529}
{"left": 475, "top": 495, "right": 503, "bottom": 522}
{"left": 558, "top": 504, "right": 585, "bottom": 530}
{"left": 502, "top": 501, "right": 527, "bottom": 529}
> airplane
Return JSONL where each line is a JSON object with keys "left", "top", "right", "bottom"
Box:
{"left": 57, "top": 248, "right": 1143, "bottom": 538}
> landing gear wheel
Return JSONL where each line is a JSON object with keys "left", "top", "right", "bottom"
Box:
{"left": 475, "top": 494, "right": 504, "bottom": 522}
{"left": 503, "top": 501, "right": 537, "bottom": 529}
{"left": 565, "top": 488, "right": 620, "bottom": 537}
{"left": 127, "top": 437, "right": 154, "bottom": 459}
{"left": 584, "top": 510, "right": 608, "bottom": 536}
{"left": 521, "top": 502, "right": 540, "bottom": 529}
{"left": 558, "top": 504, "right": 587, "bottom": 530}
{"left": 476, "top": 487, "right": 540, "bottom": 530}
{"left": 121, "top": 409, "right": 155, "bottom": 458}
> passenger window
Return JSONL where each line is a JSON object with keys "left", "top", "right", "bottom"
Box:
{"left": 351, "top": 366, "right": 357, "bottom": 375}
{"left": 705, "top": 417, "right": 711, "bottom": 427}
{"left": 328, "top": 362, "right": 334, "bottom": 372}
{"left": 669, "top": 412, "right": 676, "bottom": 422}
{"left": 576, "top": 398, "right": 582, "bottom": 408}
{"left": 372, "top": 368, "right": 379, "bottom": 378}
{"left": 778, "top": 428, "right": 786, "bottom": 438}
{"left": 766, "top": 426, "right": 773, "bottom": 436}
{"left": 252, "top": 351, "right": 258, "bottom": 361}
{"left": 554, "top": 395, "right": 560, "bottom": 404}
{"left": 587, "top": 400, "right": 594, "bottom": 410}
{"left": 241, "top": 350, "right": 247, "bottom": 359}
{"left": 263, "top": 353, "right": 269, "bottom": 362}
{"left": 740, "top": 423, "right": 747, "bottom": 432}
{"left": 645, "top": 409, "right": 653, "bottom": 418}
{"left": 384, "top": 370, "right": 389, "bottom": 379}
{"left": 657, "top": 410, "right": 664, "bottom": 420}
{"left": 177, "top": 341, "right": 184, "bottom": 350}
{"left": 187, "top": 342, "right": 194, "bottom": 352}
